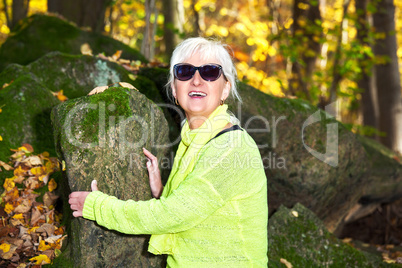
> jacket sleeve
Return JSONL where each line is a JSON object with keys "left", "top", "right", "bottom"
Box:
{"left": 82, "top": 132, "right": 263, "bottom": 235}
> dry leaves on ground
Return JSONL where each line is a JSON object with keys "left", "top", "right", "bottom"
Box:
{"left": 0, "top": 144, "right": 66, "bottom": 267}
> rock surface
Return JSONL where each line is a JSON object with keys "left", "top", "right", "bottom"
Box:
{"left": 268, "top": 203, "right": 390, "bottom": 267}
{"left": 0, "top": 73, "right": 60, "bottom": 164}
{"left": 0, "top": 14, "right": 147, "bottom": 71}
{"left": 51, "top": 87, "right": 169, "bottom": 267}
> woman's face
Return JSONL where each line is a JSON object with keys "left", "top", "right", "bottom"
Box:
{"left": 172, "top": 52, "right": 230, "bottom": 123}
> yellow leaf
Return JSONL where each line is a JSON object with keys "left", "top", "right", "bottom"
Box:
{"left": 3, "top": 178, "right": 15, "bottom": 192}
{"left": 48, "top": 178, "right": 57, "bottom": 192}
{"left": 14, "top": 166, "right": 25, "bottom": 176}
{"left": 38, "top": 240, "right": 53, "bottom": 251}
{"left": 0, "top": 243, "right": 10, "bottom": 253}
{"left": 31, "top": 166, "right": 46, "bottom": 176}
{"left": 55, "top": 90, "right": 68, "bottom": 102}
{"left": 12, "top": 213, "right": 24, "bottom": 219}
{"left": 29, "top": 254, "right": 51, "bottom": 265}
{"left": 4, "top": 202, "right": 14, "bottom": 214}
{"left": 28, "top": 226, "right": 39, "bottom": 234}
{"left": 42, "top": 151, "right": 50, "bottom": 158}
{"left": 0, "top": 135, "right": 2, "bottom": 141}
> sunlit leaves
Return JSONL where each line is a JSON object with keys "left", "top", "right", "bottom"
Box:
{"left": 0, "top": 144, "right": 64, "bottom": 266}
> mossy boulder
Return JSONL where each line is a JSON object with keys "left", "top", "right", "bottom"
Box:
{"left": 0, "top": 52, "right": 134, "bottom": 99}
{"left": 0, "top": 14, "right": 147, "bottom": 71}
{"left": 268, "top": 203, "right": 392, "bottom": 267}
{"left": 0, "top": 73, "right": 60, "bottom": 177}
{"left": 51, "top": 87, "right": 169, "bottom": 267}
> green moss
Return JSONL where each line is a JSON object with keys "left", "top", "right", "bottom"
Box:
{"left": 268, "top": 203, "right": 395, "bottom": 267}
{"left": 0, "top": 14, "right": 146, "bottom": 71}
{"left": 0, "top": 74, "right": 59, "bottom": 181}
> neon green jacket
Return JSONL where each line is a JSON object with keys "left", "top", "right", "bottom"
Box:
{"left": 83, "top": 122, "right": 268, "bottom": 267}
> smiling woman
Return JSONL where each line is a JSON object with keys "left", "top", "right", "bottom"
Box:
{"left": 69, "top": 37, "right": 268, "bottom": 267}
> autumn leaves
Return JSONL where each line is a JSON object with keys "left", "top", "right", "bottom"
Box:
{"left": 0, "top": 144, "right": 65, "bottom": 266}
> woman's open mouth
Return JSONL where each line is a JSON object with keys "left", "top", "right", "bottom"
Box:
{"left": 188, "top": 91, "right": 207, "bottom": 98}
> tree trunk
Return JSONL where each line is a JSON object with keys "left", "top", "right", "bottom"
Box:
{"left": 47, "top": 0, "right": 111, "bottom": 33}
{"left": 162, "top": 0, "right": 181, "bottom": 59}
{"left": 7, "top": 0, "right": 30, "bottom": 30}
{"left": 355, "top": 0, "right": 378, "bottom": 131}
{"left": 288, "top": 0, "right": 322, "bottom": 101}
{"left": 373, "top": 0, "right": 402, "bottom": 153}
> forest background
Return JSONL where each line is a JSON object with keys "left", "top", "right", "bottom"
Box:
{"left": 0, "top": 0, "right": 401, "bottom": 155}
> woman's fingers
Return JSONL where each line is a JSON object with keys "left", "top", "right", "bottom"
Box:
{"left": 143, "top": 148, "right": 163, "bottom": 198}
{"left": 68, "top": 191, "right": 90, "bottom": 217}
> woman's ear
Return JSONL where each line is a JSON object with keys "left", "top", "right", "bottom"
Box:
{"left": 221, "top": 81, "right": 231, "bottom": 101}
{"left": 171, "top": 83, "right": 177, "bottom": 99}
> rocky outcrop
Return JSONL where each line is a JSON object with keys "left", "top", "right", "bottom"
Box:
{"left": 268, "top": 203, "right": 388, "bottom": 267}
{"left": 51, "top": 87, "right": 169, "bottom": 267}
{"left": 0, "top": 14, "right": 147, "bottom": 71}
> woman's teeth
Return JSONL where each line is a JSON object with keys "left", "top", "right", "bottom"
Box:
{"left": 189, "top": 92, "right": 207, "bottom": 97}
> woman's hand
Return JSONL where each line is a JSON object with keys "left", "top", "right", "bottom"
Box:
{"left": 69, "top": 180, "right": 98, "bottom": 217}
{"left": 143, "top": 148, "right": 163, "bottom": 199}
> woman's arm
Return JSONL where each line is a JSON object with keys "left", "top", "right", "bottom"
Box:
{"left": 71, "top": 133, "right": 263, "bottom": 235}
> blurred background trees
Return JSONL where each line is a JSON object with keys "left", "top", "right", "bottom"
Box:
{"left": 0, "top": 0, "right": 401, "bottom": 154}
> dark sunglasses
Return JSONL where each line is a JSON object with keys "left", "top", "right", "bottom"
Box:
{"left": 173, "top": 63, "right": 227, "bottom": 82}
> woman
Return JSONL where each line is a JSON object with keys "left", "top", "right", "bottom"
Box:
{"left": 69, "top": 37, "right": 268, "bottom": 267}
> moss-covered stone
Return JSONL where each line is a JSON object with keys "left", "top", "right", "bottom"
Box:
{"left": 268, "top": 203, "right": 395, "bottom": 267}
{"left": 0, "top": 14, "right": 147, "bottom": 71}
{"left": 0, "top": 74, "right": 60, "bottom": 180}
{"left": 225, "top": 82, "right": 369, "bottom": 232}
{"left": 51, "top": 87, "right": 169, "bottom": 267}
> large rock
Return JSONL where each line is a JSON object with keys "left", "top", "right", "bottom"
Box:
{"left": 0, "top": 73, "right": 60, "bottom": 164}
{"left": 268, "top": 203, "right": 389, "bottom": 267}
{"left": 51, "top": 87, "right": 169, "bottom": 267}
{"left": 0, "top": 52, "right": 172, "bottom": 182}
{"left": 226, "top": 83, "right": 402, "bottom": 232}
{"left": 0, "top": 14, "right": 147, "bottom": 71}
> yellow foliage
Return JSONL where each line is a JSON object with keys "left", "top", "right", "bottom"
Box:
{"left": 4, "top": 202, "right": 14, "bottom": 214}
{"left": 12, "top": 213, "right": 24, "bottom": 220}
{"left": 38, "top": 240, "right": 53, "bottom": 252}
{"left": 29, "top": 254, "right": 51, "bottom": 265}
{"left": 0, "top": 135, "right": 2, "bottom": 141}
{"left": 3, "top": 178, "right": 15, "bottom": 192}
{"left": 48, "top": 179, "right": 57, "bottom": 192}
{"left": 0, "top": 243, "right": 10, "bottom": 253}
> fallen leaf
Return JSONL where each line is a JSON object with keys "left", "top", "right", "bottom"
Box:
{"left": 14, "top": 199, "right": 31, "bottom": 214}
{"left": 43, "top": 192, "right": 59, "bottom": 208}
{"left": 21, "top": 143, "right": 34, "bottom": 153}
{"left": 0, "top": 243, "right": 10, "bottom": 253}
{"left": 80, "top": 43, "right": 93, "bottom": 56}
{"left": 4, "top": 202, "right": 15, "bottom": 214}
{"left": 88, "top": 85, "right": 108, "bottom": 95}
{"left": 291, "top": 210, "right": 299, "bottom": 217}
{"left": 38, "top": 240, "right": 53, "bottom": 251}
{"left": 48, "top": 179, "right": 57, "bottom": 192}
{"left": 112, "top": 50, "right": 122, "bottom": 61}
{"left": 14, "top": 166, "right": 26, "bottom": 177}
{"left": 0, "top": 160, "right": 13, "bottom": 171}
{"left": 53, "top": 90, "right": 68, "bottom": 102}
{"left": 280, "top": 258, "right": 293, "bottom": 268}
{"left": 29, "top": 254, "right": 51, "bottom": 265}
{"left": 0, "top": 135, "right": 2, "bottom": 141}
{"left": 30, "top": 166, "right": 46, "bottom": 176}
{"left": 22, "top": 156, "right": 42, "bottom": 167}
{"left": 3, "top": 178, "right": 15, "bottom": 192}
{"left": 118, "top": 82, "right": 138, "bottom": 91}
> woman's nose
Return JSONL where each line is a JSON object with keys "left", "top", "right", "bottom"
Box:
{"left": 191, "top": 70, "right": 203, "bottom": 86}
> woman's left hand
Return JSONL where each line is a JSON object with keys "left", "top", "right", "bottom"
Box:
{"left": 143, "top": 148, "right": 163, "bottom": 198}
{"left": 69, "top": 180, "right": 99, "bottom": 217}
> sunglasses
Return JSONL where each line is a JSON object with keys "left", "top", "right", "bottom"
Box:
{"left": 173, "top": 63, "right": 227, "bottom": 82}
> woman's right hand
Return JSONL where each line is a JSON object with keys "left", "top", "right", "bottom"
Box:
{"left": 143, "top": 148, "right": 163, "bottom": 199}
